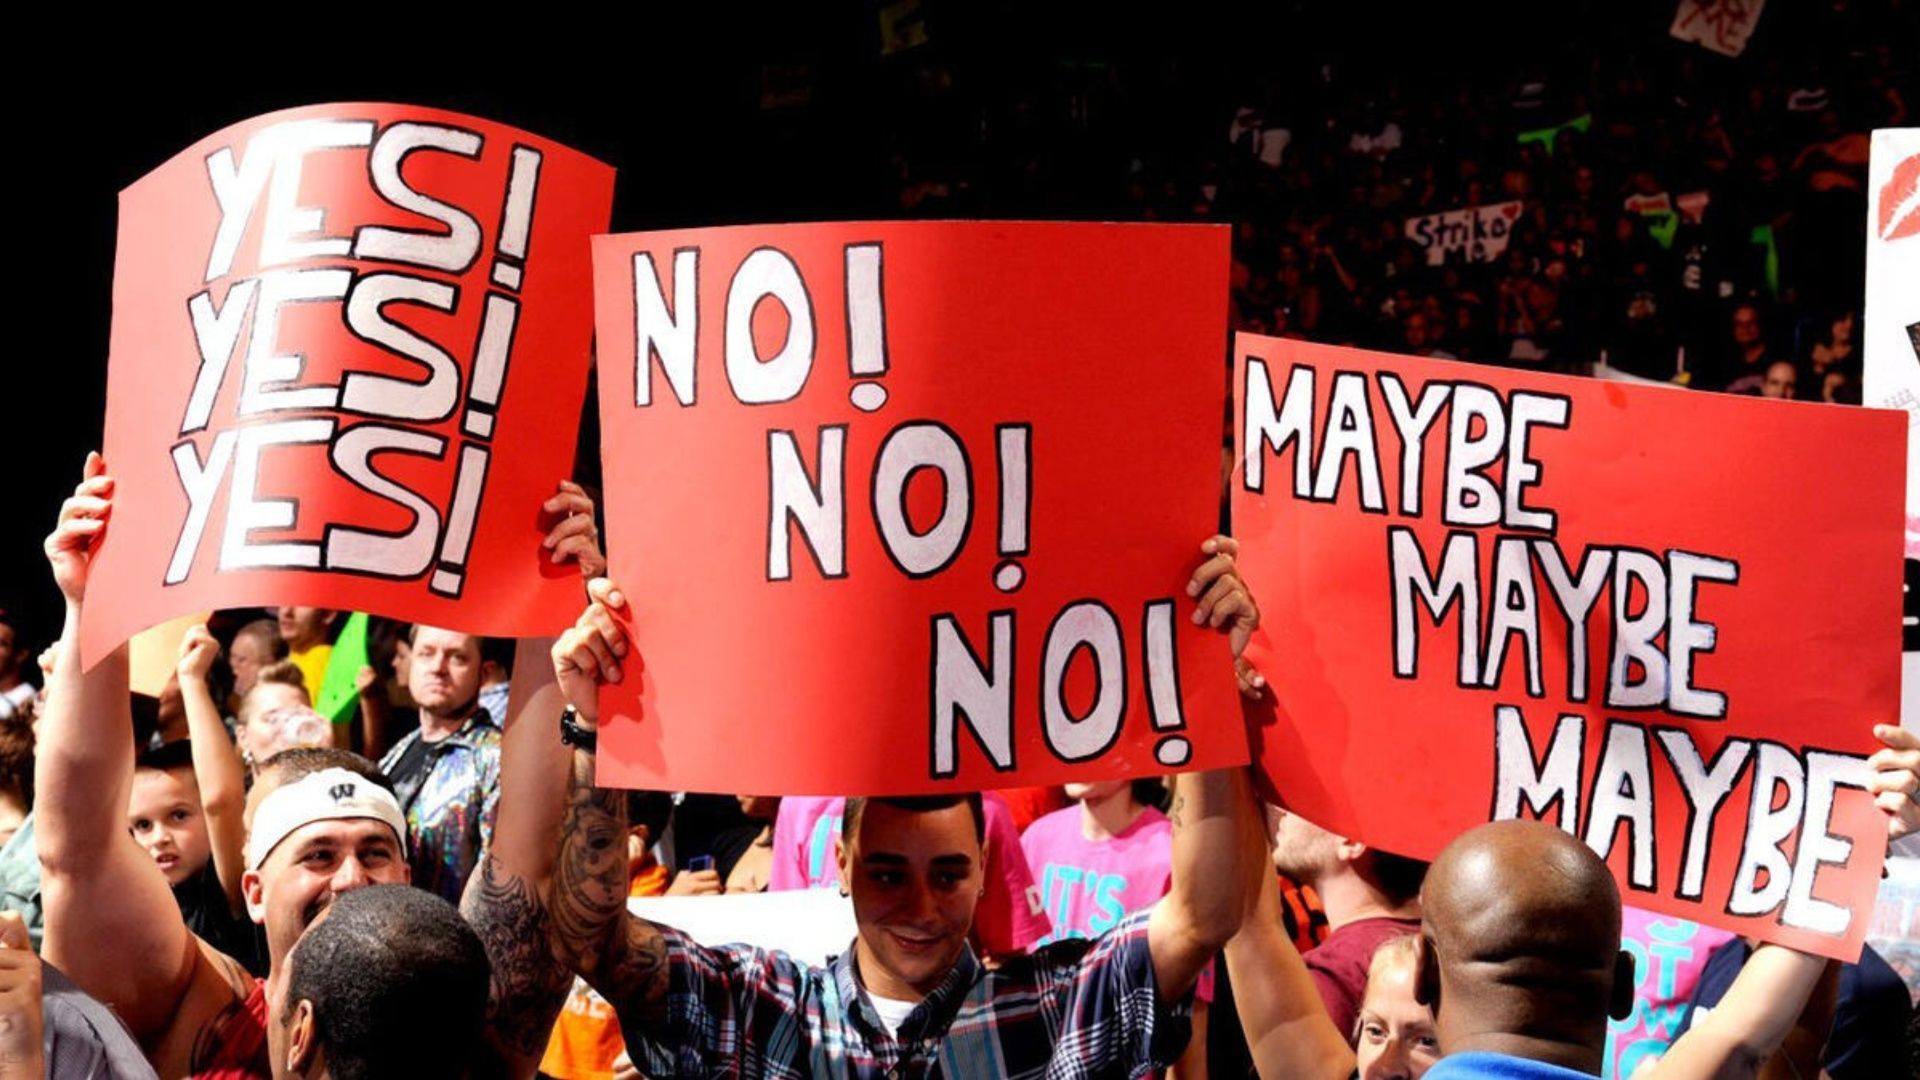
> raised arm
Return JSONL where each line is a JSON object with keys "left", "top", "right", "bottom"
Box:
{"left": 1225, "top": 793, "right": 1355, "bottom": 1080}
{"left": 349, "top": 663, "right": 392, "bottom": 758}
{"left": 1148, "top": 535, "right": 1265, "bottom": 1000}
{"left": 177, "top": 623, "right": 248, "bottom": 917}
{"left": 462, "top": 481, "right": 615, "bottom": 1074}
{"left": 1646, "top": 720, "right": 1916, "bottom": 1080}
{"left": 462, "top": 632, "right": 574, "bottom": 1075}
{"left": 544, "top": 582, "right": 670, "bottom": 1023}
{"left": 37, "top": 454, "right": 206, "bottom": 1039}
{"left": 1643, "top": 946, "right": 1832, "bottom": 1080}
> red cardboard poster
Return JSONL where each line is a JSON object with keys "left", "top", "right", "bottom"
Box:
{"left": 1233, "top": 335, "right": 1902, "bottom": 961}
{"left": 592, "top": 222, "right": 1243, "bottom": 795}
{"left": 83, "top": 104, "right": 613, "bottom": 664}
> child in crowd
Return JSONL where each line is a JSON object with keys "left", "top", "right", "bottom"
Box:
{"left": 126, "top": 623, "right": 263, "bottom": 973}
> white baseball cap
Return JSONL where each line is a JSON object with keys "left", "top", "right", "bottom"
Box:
{"left": 247, "top": 768, "right": 409, "bottom": 870}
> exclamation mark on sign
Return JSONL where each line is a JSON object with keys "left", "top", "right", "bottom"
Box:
{"left": 993, "top": 424, "right": 1031, "bottom": 593}
{"left": 1143, "top": 600, "right": 1193, "bottom": 767}
{"left": 430, "top": 445, "right": 491, "bottom": 598}
{"left": 845, "top": 242, "right": 889, "bottom": 412}
{"left": 490, "top": 146, "right": 544, "bottom": 291}
{"left": 462, "top": 295, "right": 521, "bottom": 439}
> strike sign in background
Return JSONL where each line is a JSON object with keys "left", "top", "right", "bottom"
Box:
{"left": 1234, "top": 335, "right": 1901, "bottom": 960}
{"left": 84, "top": 104, "right": 614, "bottom": 663}
{"left": 592, "top": 221, "right": 1242, "bottom": 795}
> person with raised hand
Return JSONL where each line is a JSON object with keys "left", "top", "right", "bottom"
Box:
{"left": 504, "top": 534, "right": 1264, "bottom": 1077}
{"left": 459, "top": 478, "right": 613, "bottom": 1077}
{"left": 150, "top": 623, "right": 259, "bottom": 968}
{"left": 38, "top": 453, "right": 412, "bottom": 1078}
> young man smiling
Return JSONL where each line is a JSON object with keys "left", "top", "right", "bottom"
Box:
{"left": 473, "top": 535, "right": 1268, "bottom": 1078}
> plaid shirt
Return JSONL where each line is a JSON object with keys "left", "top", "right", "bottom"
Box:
{"left": 626, "top": 909, "right": 1189, "bottom": 1079}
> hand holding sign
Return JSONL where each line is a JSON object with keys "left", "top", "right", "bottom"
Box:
{"left": 45, "top": 454, "right": 113, "bottom": 609}
{"left": 591, "top": 221, "right": 1243, "bottom": 795}
{"left": 1189, "top": 535, "right": 1266, "bottom": 699}
{"left": 1869, "top": 724, "right": 1920, "bottom": 840}
{"left": 542, "top": 481, "right": 607, "bottom": 580}
{"left": 553, "top": 578, "right": 630, "bottom": 729}
{"left": 84, "top": 104, "right": 614, "bottom": 665}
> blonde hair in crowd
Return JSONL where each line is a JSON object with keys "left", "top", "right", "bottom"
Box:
{"left": 237, "top": 661, "right": 312, "bottom": 726}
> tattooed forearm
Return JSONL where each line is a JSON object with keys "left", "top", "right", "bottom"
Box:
{"left": 550, "top": 749, "right": 629, "bottom": 967}
{"left": 464, "top": 855, "right": 572, "bottom": 1059}
{"left": 1167, "top": 770, "right": 1247, "bottom": 949}
{"left": 551, "top": 749, "right": 673, "bottom": 1016}
{"left": 591, "top": 911, "right": 671, "bottom": 1030}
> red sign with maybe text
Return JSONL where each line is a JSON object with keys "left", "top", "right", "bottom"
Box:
{"left": 1234, "top": 334, "right": 1902, "bottom": 960}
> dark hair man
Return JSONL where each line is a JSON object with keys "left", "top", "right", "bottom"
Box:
{"left": 469, "top": 534, "right": 1267, "bottom": 1077}
{"left": 270, "top": 884, "right": 490, "bottom": 1079}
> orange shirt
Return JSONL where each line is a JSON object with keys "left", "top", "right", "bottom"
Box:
{"left": 540, "top": 854, "right": 668, "bottom": 1079}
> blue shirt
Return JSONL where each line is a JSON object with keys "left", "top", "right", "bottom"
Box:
{"left": 1424, "top": 1051, "right": 1600, "bottom": 1080}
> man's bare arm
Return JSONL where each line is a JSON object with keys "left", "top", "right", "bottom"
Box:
{"left": 1224, "top": 793, "right": 1354, "bottom": 1080}
{"left": 1148, "top": 536, "right": 1265, "bottom": 999}
{"left": 37, "top": 457, "right": 215, "bottom": 1041}
{"left": 1150, "top": 769, "right": 1251, "bottom": 999}
{"left": 462, "top": 482, "right": 613, "bottom": 1074}
{"left": 1643, "top": 945, "right": 1831, "bottom": 1080}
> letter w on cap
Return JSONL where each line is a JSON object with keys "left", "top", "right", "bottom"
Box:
{"left": 330, "top": 782, "right": 357, "bottom": 801}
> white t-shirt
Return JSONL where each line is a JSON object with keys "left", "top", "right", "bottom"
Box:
{"left": 866, "top": 992, "right": 919, "bottom": 1038}
{"left": 0, "top": 684, "right": 33, "bottom": 721}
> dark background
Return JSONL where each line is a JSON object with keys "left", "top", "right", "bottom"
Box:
{"left": 9, "top": 1, "right": 1912, "bottom": 651}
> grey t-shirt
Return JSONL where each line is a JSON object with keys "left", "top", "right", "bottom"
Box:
{"left": 41, "top": 963, "right": 157, "bottom": 1079}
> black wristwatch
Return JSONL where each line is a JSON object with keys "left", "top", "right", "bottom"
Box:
{"left": 559, "top": 706, "right": 598, "bottom": 753}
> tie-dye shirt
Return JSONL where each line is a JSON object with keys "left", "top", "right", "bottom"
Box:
{"left": 378, "top": 709, "right": 501, "bottom": 905}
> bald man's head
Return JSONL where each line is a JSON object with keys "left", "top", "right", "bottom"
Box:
{"left": 1415, "top": 821, "right": 1634, "bottom": 1073}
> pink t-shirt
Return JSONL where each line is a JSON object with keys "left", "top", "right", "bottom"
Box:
{"left": 1021, "top": 803, "right": 1215, "bottom": 1001}
{"left": 1601, "top": 909, "right": 1736, "bottom": 1080}
{"left": 768, "top": 793, "right": 1051, "bottom": 957}
{"left": 770, "top": 795, "right": 845, "bottom": 892}
{"left": 1021, "top": 805, "right": 1173, "bottom": 944}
